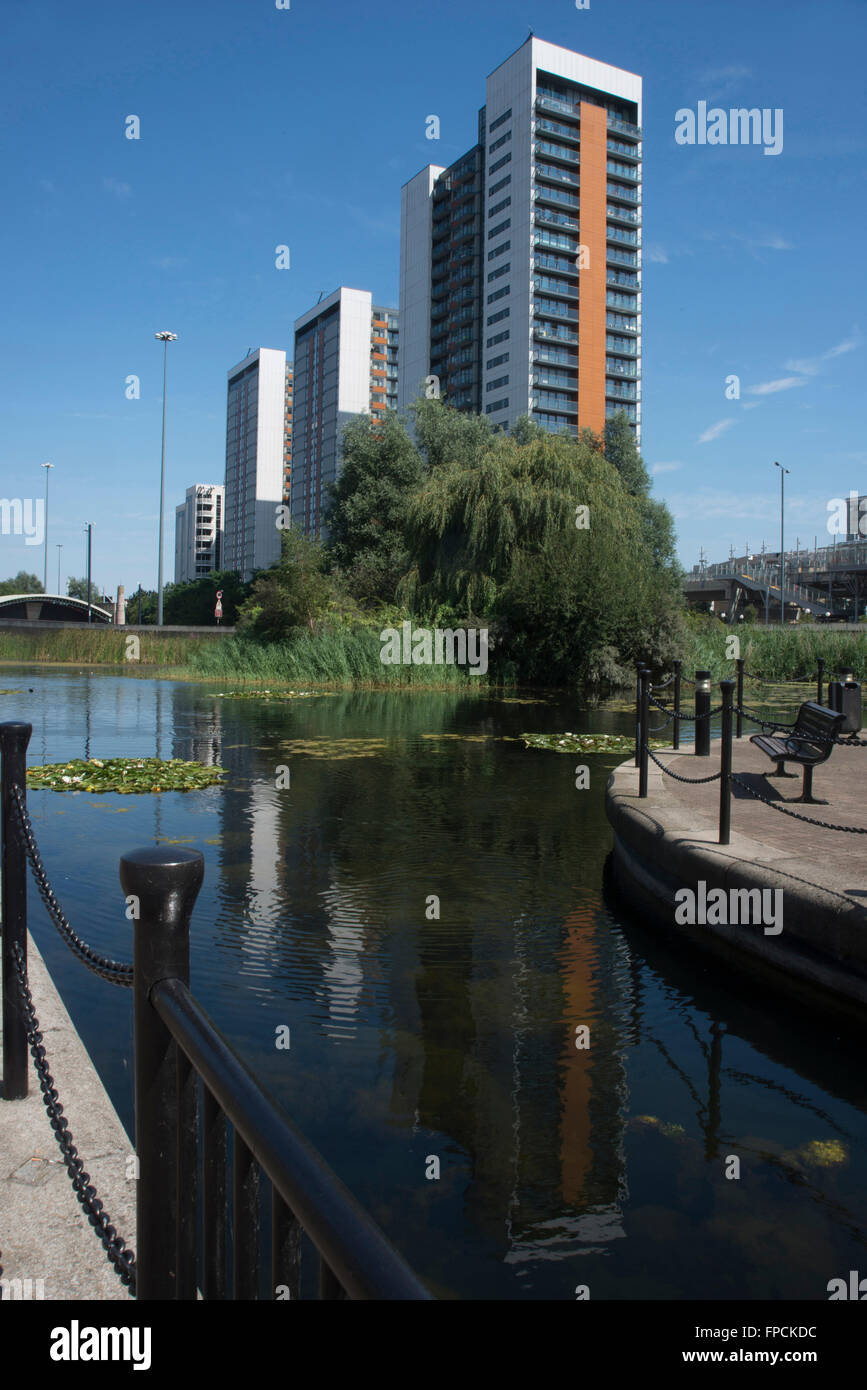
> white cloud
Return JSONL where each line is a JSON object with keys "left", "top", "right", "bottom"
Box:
{"left": 746, "top": 376, "right": 810, "bottom": 396}
{"left": 698, "top": 419, "right": 737, "bottom": 444}
{"left": 645, "top": 244, "right": 669, "bottom": 264}
{"left": 786, "top": 335, "right": 861, "bottom": 376}
{"left": 651, "top": 462, "right": 682, "bottom": 475}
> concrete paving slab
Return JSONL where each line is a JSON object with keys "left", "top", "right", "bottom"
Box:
{"left": 0, "top": 933, "right": 135, "bottom": 1300}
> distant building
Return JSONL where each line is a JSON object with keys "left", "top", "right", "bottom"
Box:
{"left": 399, "top": 36, "right": 642, "bottom": 443}
{"left": 223, "top": 348, "right": 292, "bottom": 581}
{"left": 174, "top": 484, "right": 224, "bottom": 583}
{"left": 289, "top": 288, "right": 399, "bottom": 539}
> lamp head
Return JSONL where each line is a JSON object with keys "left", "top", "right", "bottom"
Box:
{"left": 155, "top": 331, "right": 178, "bottom": 342}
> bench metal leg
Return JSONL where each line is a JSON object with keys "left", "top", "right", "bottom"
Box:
{"left": 795, "top": 764, "right": 827, "bottom": 805}
{"left": 768, "top": 761, "right": 797, "bottom": 778}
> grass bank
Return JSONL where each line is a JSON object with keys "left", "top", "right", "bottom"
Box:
{"left": 187, "top": 630, "right": 497, "bottom": 689}
{"left": 0, "top": 628, "right": 209, "bottom": 666}
{"left": 680, "top": 620, "right": 867, "bottom": 684}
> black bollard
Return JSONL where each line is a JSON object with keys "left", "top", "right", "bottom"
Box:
{"left": 639, "top": 669, "right": 650, "bottom": 798}
{"left": 673, "top": 660, "right": 682, "bottom": 751}
{"left": 719, "top": 680, "right": 734, "bottom": 844}
{"left": 121, "top": 846, "right": 204, "bottom": 1300}
{"left": 736, "top": 657, "right": 744, "bottom": 739}
{"left": 634, "top": 664, "right": 646, "bottom": 768}
{"left": 695, "top": 670, "right": 712, "bottom": 757}
{"left": 1, "top": 722, "right": 32, "bottom": 1100}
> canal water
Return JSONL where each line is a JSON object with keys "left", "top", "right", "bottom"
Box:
{"left": 5, "top": 668, "right": 867, "bottom": 1300}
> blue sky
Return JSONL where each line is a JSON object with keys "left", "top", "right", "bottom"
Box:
{"left": 2, "top": 0, "right": 865, "bottom": 594}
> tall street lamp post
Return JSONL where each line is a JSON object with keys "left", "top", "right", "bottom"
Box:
{"left": 41, "top": 462, "right": 54, "bottom": 592}
{"left": 154, "top": 331, "right": 178, "bottom": 626}
{"left": 56, "top": 543, "right": 63, "bottom": 595}
{"left": 84, "top": 522, "right": 93, "bottom": 624}
{"left": 775, "top": 462, "right": 790, "bottom": 628}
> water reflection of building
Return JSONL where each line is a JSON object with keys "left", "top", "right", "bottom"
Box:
{"left": 392, "top": 899, "right": 633, "bottom": 1268}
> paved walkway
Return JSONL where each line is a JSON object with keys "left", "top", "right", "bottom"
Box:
{"left": 606, "top": 734, "right": 867, "bottom": 1009}
{"left": 651, "top": 737, "right": 867, "bottom": 906}
{"left": 0, "top": 933, "right": 135, "bottom": 1300}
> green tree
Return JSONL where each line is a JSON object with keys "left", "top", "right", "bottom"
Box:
{"left": 324, "top": 412, "right": 423, "bottom": 603}
{"left": 163, "top": 570, "right": 251, "bottom": 626}
{"left": 603, "top": 410, "right": 649, "bottom": 498}
{"left": 400, "top": 427, "right": 683, "bottom": 684}
{"left": 237, "top": 529, "right": 333, "bottom": 642}
{"left": 408, "top": 395, "right": 494, "bottom": 473}
{"left": 0, "top": 571, "right": 44, "bottom": 595}
{"left": 66, "top": 576, "right": 100, "bottom": 602}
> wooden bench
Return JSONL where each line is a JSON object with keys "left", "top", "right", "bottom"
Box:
{"left": 750, "top": 701, "right": 846, "bottom": 804}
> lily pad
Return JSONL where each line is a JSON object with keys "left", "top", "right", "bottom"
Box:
{"left": 26, "top": 757, "right": 226, "bottom": 794}
{"left": 521, "top": 732, "right": 668, "bottom": 755}
{"left": 214, "top": 689, "right": 334, "bottom": 701}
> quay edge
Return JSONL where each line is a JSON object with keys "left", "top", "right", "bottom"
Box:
{"left": 605, "top": 757, "right": 867, "bottom": 1013}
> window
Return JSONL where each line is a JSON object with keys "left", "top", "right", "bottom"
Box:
{"left": 488, "top": 219, "right": 511, "bottom": 240}
{"left": 488, "top": 241, "right": 510, "bottom": 261}
{"left": 485, "top": 398, "right": 509, "bottom": 413}
{"left": 489, "top": 130, "right": 512, "bottom": 154}
{"left": 487, "top": 352, "right": 509, "bottom": 369}
{"left": 487, "top": 285, "right": 510, "bottom": 304}
{"left": 489, "top": 107, "right": 512, "bottom": 133}
{"left": 486, "top": 330, "right": 510, "bottom": 348}
{"left": 489, "top": 175, "right": 511, "bottom": 197}
{"left": 489, "top": 196, "right": 511, "bottom": 218}
{"left": 488, "top": 263, "right": 510, "bottom": 283}
{"left": 487, "top": 307, "right": 510, "bottom": 325}
{"left": 489, "top": 152, "right": 512, "bottom": 175}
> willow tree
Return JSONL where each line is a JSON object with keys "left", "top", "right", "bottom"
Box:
{"left": 400, "top": 429, "right": 682, "bottom": 684}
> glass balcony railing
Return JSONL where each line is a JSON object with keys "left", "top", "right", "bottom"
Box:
{"left": 536, "top": 94, "right": 579, "bottom": 119}
{"left": 533, "top": 412, "right": 579, "bottom": 436}
{"left": 608, "top": 247, "right": 639, "bottom": 267}
{"left": 536, "top": 139, "right": 580, "bottom": 165}
{"left": 536, "top": 118, "right": 580, "bottom": 144}
{"left": 606, "top": 358, "right": 637, "bottom": 377}
{"left": 536, "top": 252, "right": 578, "bottom": 275}
{"left": 608, "top": 204, "right": 640, "bottom": 224}
{"left": 607, "top": 226, "right": 639, "bottom": 245}
{"left": 535, "top": 208, "right": 580, "bottom": 232}
{"left": 534, "top": 184, "right": 580, "bottom": 210}
{"left": 606, "top": 401, "right": 637, "bottom": 420}
{"left": 535, "top": 323, "right": 579, "bottom": 344}
{"left": 607, "top": 182, "right": 640, "bottom": 204}
{"left": 533, "top": 392, "right": 576, "bottom": 412}
{"left": 533, "top": 346, "right": 578, "bottom": 367}
{"left": 535, "top": 230, "right": 579, "bottom": 252}
{"left": 607, "top": 313, "right": 638, "bottom": 332}
{"left": 534, "top": 275, "right": 578, "bottom": 298}
{"left": 607, "top": 140, "right": 640, "bottom": 161}
{"left": 535, "top": 298, "right": 579, "bottom": 321}
{"left": 533, "top": 372, "right": 578, "bottom": 391}
{"left": 536, "top": 163, "right": 580, "bottom": 188}
{"left": 607, "top": 269, "right": 640, "bottom": 289}
{"left": 607, "top": 116, "right": 642, "bottom": 138}
{"left": 607, "top": 161, "right": 639, "bottom": 181}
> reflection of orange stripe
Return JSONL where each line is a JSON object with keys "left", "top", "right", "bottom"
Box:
{"left": 578, "top": 103, "right": 607, "bottom": 438}
{"left": 560, "top": 902, "right": 597, "bottom": 1204}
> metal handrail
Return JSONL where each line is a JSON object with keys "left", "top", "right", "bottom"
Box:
{"left": 152, "top": 976, "right": 431, "bottom": 1302}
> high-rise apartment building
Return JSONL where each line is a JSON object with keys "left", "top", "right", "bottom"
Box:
{"left": 399, "top": 37, "right": 642, "bottom": 443}
{"left": 289, "top": 287, "right": 399, "bottom": 539}
{"left": 174, "top": 484, "right": 224, "bottom": 584}
{"left": 223, "top": 348, "right": 292, "bottom": 581}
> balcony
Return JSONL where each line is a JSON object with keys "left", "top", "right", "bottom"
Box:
{"left": 607, "top": 116, "right": 642, "bottom": 139}
{"left": 533, "top": 372, "right": 578, "bottom": 392}
{"left": 535, "top": 297, "right": 579, "bottom": 322}
{"left": 534, "top": 275, "right": 578, "bottom": 299}
{"left": 607, "top": 204, "right": 640, "bottom": 226}
{"left": 536, "top": 162, "right": 580, "bottom": 189}
{"left": 534, "top": 184, "right": 580, "bottom": 211}
{"left": 536, "top": 94, "right": 579, "bottom": 119}
{"left": 536, "top": 118, "right": 580, "bottom": 146}
{"left": 536, "top": 139, "right": 580, "bottom": 167}
{"left": 535, "top": 207, "right": 580, "bottom": 233}
{"left": 607, "top": 269, "right": 640, "bottom": 290}
{"left": 533, "top": 347, "right": 578, "bottom": 367}
{"left": 607, "top": 181, "right": 640, "bottom": 204}
{"left": 607, "top": 161, "right": 640, "bottom": 182}
{"left": 534, "top": 323, "right": 579, "bottom": 345}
